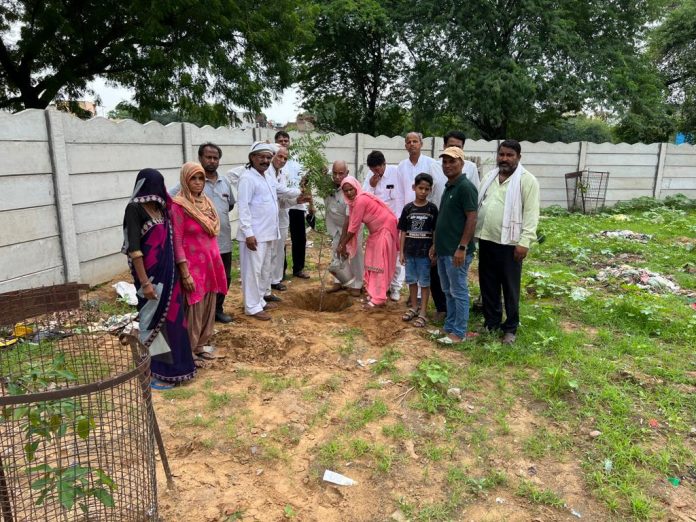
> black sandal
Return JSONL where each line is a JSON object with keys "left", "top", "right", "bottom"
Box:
{"left": 412, "top": 315, "right": 427, "bottom": 328}
{"left": 402, "top": 308, "right": 418, "bottom": 322}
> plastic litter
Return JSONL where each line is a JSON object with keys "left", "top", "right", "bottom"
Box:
{"left": 322, "top": 469, "right": 357, "bottom": 486}
{"left": 594, "top": 230, "right": 652, "bottom": 242}
{"left": 569, "top": 287, "right": 591, "bottom": 301}
{"left": 648, "top": 418, "right": 659, "bottom": 429}
{"left": 495, "top": 497, "right": 505, "bottom": 504}
{"left": 113, "top": 281, "right": 138, "bottom": 305}
{"left": 595, "top": 265, "right": 684, "bottom": 295}
{"left": 667, "top": 476, "right": 680, "bottom": 487}
{"left": 570, "top": 507, "right": 582, "bottom": 518}
{"left": 356, "top": 358, "right": 377, "bottom": 367}
{"left": 604, "top": 459, "right": 613, "bottom": 473}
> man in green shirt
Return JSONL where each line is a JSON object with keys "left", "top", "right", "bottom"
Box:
{"left": 429, "top": 147, "right": 478, "bottom": 344}
{"left": 475, "top": 140, "right": 540, "bottom": 344}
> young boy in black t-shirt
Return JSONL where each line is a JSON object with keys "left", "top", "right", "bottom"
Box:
{"left": 398, "top": 173, "right": 438, "bottom": 327}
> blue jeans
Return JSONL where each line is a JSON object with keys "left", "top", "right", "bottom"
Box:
{"left": 437, "top": 254, "right": 473, "bottom": 338}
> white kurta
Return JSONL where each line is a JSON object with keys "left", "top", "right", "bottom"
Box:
{"left": 325, "top": 187, "right": 363, "bottom": 290}
{"left": 236, "top": 167, "right": 299, "bottom": 314}
{"left": 268, "top": 164, "right": 297, "bottom": 286}
{"left": 396, "top": 154, "right": 448, "bottom": 215}
{"left": 362, "top": 164, "right": 400, "bottom": 217}
{"left": 283, "top": 158, "right": 306, "bottom": 212}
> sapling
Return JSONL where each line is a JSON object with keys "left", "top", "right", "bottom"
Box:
{"left": 2, "top": 352, "right": 116, "bottom": 516}
{"left": 291, "top": 134, "right": 335, "bottom": 310}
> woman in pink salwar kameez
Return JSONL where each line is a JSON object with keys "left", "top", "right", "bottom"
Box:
{"left": 338, "top": 176, "right": 398, "bottom": 308}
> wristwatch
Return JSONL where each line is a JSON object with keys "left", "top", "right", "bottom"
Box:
{"left": 457, "top": 245, "right": 467, "bottom": 251}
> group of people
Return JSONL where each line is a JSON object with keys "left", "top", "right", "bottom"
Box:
{"left": 121, "top": 129, "right": 540, "bottom": 386}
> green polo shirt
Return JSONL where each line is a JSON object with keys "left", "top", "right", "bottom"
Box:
{"left": 434, "top": 174, "right": 478, "bottom": 256}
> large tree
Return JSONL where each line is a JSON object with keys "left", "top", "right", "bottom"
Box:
{"left": 397, "top": 0, "right": 667, "bottom": 140}
{"left": 295, "top": 0, "right": 404, "bottom": 136}
{"left": 650, "top": 0, "right": 696, "bottom": 140}
{"left": 0, "top": 0, "right": 312, "bottom": 117}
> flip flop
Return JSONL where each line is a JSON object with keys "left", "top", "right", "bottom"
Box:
{"left": 150, "top": 379, "right": 175, "bottom": 390}
{"left": 195, "top": 351, "right": 216, "bottom": 361}
{"left": 436, "top": 336, "right": 454, "bottom": 345}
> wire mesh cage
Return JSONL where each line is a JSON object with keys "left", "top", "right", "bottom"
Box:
{"left": 0, "top": 284, "right": 158, "bottom": 521}
{"left": 564, "top": 170, "right": 610, "bottom": 214}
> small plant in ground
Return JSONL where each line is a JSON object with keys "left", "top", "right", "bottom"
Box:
{"left": 2, "top": 353, "right": 116, "bottom": 514}
{"left": 343, "top": 398, "right": 388, "bottom": 431}
{"left": 373, "top": 347, "right": 402, "bottom": 375}
{"left": 516, "top": 479, "right": 565, "bottom": 508}
{"left": 283, "top": 504, "right": 297, "bottom": 519}
{"left": 382, "top": 422, "right": 411, "bottom": 440}
{"left": 541, "top": 366, "right": 579, "bottom": 397}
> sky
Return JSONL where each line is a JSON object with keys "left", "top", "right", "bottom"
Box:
{"left": 87, "top": 78, "right": 303, "bottom": 125}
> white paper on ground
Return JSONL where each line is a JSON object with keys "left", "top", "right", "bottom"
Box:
{"left": 322, "top": 469, "right": 357, "bottom": 486}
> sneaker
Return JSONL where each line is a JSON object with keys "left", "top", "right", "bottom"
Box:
{"left": 502, "top": 332, "right": 516, "bottom": 345}
{"left": 389, "top": 289, "right": 401, "bottom": 302}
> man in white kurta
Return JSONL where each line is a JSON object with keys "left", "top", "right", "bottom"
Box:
{"left": 268, "top": 146, "right": 295, "bottom": 291}
{"left": 395, "top": 132, "right": 449, "bottom": 310}
{"left": 236, "top": 142, "right": 306, "bottom": 320}
{"left": 326, "top": 160, "right": 363, "bottom": 295}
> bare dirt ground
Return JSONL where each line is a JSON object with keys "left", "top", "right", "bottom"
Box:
{"left": 93, "top": 242, "right": 693, "bottom": 522}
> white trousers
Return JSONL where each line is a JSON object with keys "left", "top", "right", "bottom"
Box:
{"left": 270, "top": 226, "right": 289, "bottom": 286}
{"left": 239, "top": 240, "right": 273, "bottom": 315}
{"left": 331, "top": 230, "right": 364, "bottom": 289}
{"left": 390, "top": 258, "right": 405, "bottom": 293}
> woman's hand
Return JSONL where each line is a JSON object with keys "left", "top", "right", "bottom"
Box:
{"left": 181, "top": 274, "right": 195, "bottom": 293}
{"left": 142, "top": 282, "right": 157, "bottom": 300}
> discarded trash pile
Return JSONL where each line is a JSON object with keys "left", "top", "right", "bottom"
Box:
{"left": 594, "top": 230, "right": 653, "bottom": 242}
{"left": 594, "top": 265, "right": 685, "bottom": 295}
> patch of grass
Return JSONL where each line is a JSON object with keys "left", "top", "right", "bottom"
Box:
{"left": 309, "top": 401, "right": 331, "bottom": 427}
{"left": 98, "top": 298, "right": 134, "bottom": 316}
{"left": 523, "top": 427, "right": 572, "bottom": 459}
{"left": 161, "top": 387, "right": 196, "bottom": 400}
{"left": 343, "top": 398, "right": 388, "bottom": 431}
{"left": 316, "top": 438, "right": 342, "bottom": 469}
{"left": 251, "top": 371, "right": 298, "bottom": 392}
{"left": 373, "top": 347, "right": 402, "bottom": 375}
{"left": 516, "top": 480, "right": 565, "bottom": 508}
{"left": 382, "top": 422, "right": 411, "bottom": 440}
{"left": 333, "top": 327, "right": 363, "bottom": 356}
{"left": 206, "top": 391, "right": 231, "bottom": 410}
{"left": 271, "top": 424, "right": 302, "bottom": 447}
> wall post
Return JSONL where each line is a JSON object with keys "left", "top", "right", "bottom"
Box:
{"left": 182, "top": 123, "right": 194, "bottom": 162}
{"left": 45, "top": 110, "right": 81, "bottom": 283}
{"left": 653, "top": 142, "right": 667, "bottom": 199}
{"left": 577, "top": 141, "right": 588, "bottom": 172}
{"left": 355, "top": 133, "right": 365, "bottom": 181}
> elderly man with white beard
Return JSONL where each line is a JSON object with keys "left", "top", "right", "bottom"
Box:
{"left": 326, "top": 160, "right": 363, "bottom": 296}
{"left": 236, "top": 142, "right": 311, "bottom": 321}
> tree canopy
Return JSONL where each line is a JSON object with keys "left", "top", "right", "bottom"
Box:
{"left": 650, "top": 0, "right": 696, "bottom": 141}
{"left": 295, "top": 0, "right": 405, "bottom": 136}
{"left": 0, "top": 0, "right": 312, "bottom": 118}
{"left": 296, "top": 0, "right": 682, "bottom": 143}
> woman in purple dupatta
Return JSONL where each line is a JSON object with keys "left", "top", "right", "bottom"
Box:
{"left": 122, "top": 168, "right": 196, "bottom": 385}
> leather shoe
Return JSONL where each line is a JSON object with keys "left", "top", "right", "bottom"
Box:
{"left": 325, "top": 283, "right": 343, "bottom": 294}
{"left": 264, "top": 294, "right": 282, "bottom": 302}
{"left": 251, "top": 311, "right": 271, "bottom": 321}
{"left": 215, "top": 312, "right": 233, "bottom": 323}
{"left": 293, "top": 271, "right": 310, "bottom": 279}
{"left": 502, "top": 332, "right": 516, "bottom": 344}
{"left": 263, "top": 302, "right": 279, "bottom": 311}
{"left": 271, "top": 283, "right": 287, "bottom": 291}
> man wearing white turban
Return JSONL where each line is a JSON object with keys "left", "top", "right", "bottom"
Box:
{"left": 237, "top": 142, "right": 310, "bottom": 320}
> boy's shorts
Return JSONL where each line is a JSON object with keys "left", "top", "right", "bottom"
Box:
{"left": 405, "top": 256, "right": 431, "bottom": 287}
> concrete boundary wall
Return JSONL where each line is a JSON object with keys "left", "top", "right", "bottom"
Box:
{"left": 1, "top": 109, "right": 694, "bottom": 291}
